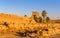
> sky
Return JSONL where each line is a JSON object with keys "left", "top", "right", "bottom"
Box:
{"left": 0, "top": 0, "right": 60, "bottom": 19}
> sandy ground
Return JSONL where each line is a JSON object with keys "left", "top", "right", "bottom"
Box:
{"left": 0, "top": 14, "right": 60, "bottom": 38}
{"left": 0, "top": 33, "right": 60, "bottom": 38}
{"left": 48, "top": 34, "right": 60, "bottom": 38}
{"left": 0, "top": 33, "right": 20, "bottom": 38}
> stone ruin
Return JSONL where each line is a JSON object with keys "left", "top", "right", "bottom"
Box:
{"left": 32, "top": 11, "right": 40, "bottom": 19}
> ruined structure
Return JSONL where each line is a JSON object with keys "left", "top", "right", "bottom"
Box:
{"left": 32, "top": 11, "right": 40, "bottom": 19}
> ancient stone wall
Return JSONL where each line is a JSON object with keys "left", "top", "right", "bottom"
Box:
{"left": 32, "top": 11, "right": 40, "bottom": 19}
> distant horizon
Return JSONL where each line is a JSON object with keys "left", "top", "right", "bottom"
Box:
{"left": 0, "top": 12, "right": 60, "bottom": 20}
{"left": 0, "top": 0, "right": 60, "bottom": 20}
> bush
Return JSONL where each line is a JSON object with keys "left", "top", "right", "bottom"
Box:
{"left": 39, "top": 17, "right": 42, "bottom": 23}
{"left": 46, "top": 17, "right": 50, "bottom": 23}
{"left": 33, "top": 15, "right": 42, "bottom": 23}
{"left": 34, "top": 15, "right": 38, "bottom": 23}
{"left": 24, "top": 14, "right": 27, "bottom": 17}
{"left": 3, "top": 22, "right": 8, "bottom": 27}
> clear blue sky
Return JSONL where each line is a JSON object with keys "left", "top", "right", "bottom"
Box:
{"left": 0, "top": 0, "right": 60, "bottom": 19}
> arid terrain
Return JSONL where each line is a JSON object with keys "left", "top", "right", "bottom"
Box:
{"left": 0, "top": 13, "right": 60, "bottom": 38}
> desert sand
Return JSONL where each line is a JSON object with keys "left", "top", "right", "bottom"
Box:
{"left": 0, "top": 13, "right": 60, "bottom": 38}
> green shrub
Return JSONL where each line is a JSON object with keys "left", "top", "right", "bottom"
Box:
{"left": 24, "top": 14, "right": 27, "bottom": 17}
{"left": 34, "top": 15, "right": 42, "bottom": 23}
{"left": 39, "top": 17, "right": 42, "bottom": 23}
{"left": 46, "top": 17, "right": 50, "bottom": 23}
{"left": 34, "top": 15, "right": 38, "bottom": 23}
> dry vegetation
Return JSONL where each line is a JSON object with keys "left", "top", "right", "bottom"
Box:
{"left": 0, "top": 13, "right": 60, "bottom": 38}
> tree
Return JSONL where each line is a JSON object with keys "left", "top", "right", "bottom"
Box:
{"left": 34, "top": 15, "right": 38, "bottom": 23}
{"left": 46, "top": 17, "right": 50, "bottom": 23}
{"left": 42, "top": 10, "right": 47, "bottom": 17}
{"left": 42, "top": 10, "right": 47, "bottom": 23}
{"left": 39, "top": 17, "right": 42, "bottom": 23}
{"left": 24, "top": 14, "right": 27, "bottom": 17}
{"left": 33, "top": 15, "right": 42, "bottom": 23}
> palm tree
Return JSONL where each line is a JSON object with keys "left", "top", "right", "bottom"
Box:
{"left": 42, "top": 10, "right": 47, "bottom": 23}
